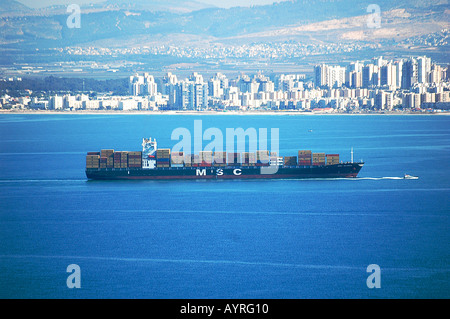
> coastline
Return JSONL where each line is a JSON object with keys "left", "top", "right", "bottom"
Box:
{"left": 0, "top": 110, "right": 449, "bottom": 116}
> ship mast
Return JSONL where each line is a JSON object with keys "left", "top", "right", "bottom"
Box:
{"left": 351, "top": 147, "right": 354, "bottom": 163}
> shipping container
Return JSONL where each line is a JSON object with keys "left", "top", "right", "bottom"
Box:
{"left": 182, "top": 154, "right": 191, "bottom": 164}
{"left": 312, "top": 152, "right": 326, "bottom": 157}
{"left": 326, "top": 154, "right": 340, "bottom": 165}
{"left": 157, "top": 163, "right": 170, "bottom": 168}
{"left": 192, "top": 155, "right": 201, "bottom": 165}
{"left": 101, "top": 149, "right": 114, "bottom": 154}
{"left": 199, "top": 151, "right": 213, "bottom": 164}
{"left": 156, "top": 149, "right": 171, "bottom": 159}
{"left": 128, "top": 151, "right": 142, "bottom": 157}
{"left": 242, "top": 153, "right": 256, "bottom": 163}
{"left": 199, "top": 162, "right": 212, "bottom": 167}
{"left": 256, "top": 150, "right": 270, "bottom": 164}
{"left": 312, "top": 153, "right": 326, "bottom": 164}
{"left": 227, "top": 153, "right": 241, "bottom": 165}
{"left": 284, "top": 156, "right": 297, "bottom": 166}
{"left": 256, "top": 150, "right": 269, "bottom": 157}
{"left": 298, "top": 150, "right": 312, "bottom": 162}
{"left": 86, "top": 155, "right": 100, "bottom": 169}
{"left": 213, "top": 152, "right": 227, "bottom": 165}
{"left": 172, "top": 152, "right": 184, "bottom": 156}
{"left": 86, "top": 155, "right": 100, "bottom": 160}
{"left": 171, "top": 152, "right": 184, "bottom": 165}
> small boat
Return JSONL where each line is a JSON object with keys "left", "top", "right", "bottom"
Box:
{"left": 404, "top": 174, "right": 419, "bottom": 179}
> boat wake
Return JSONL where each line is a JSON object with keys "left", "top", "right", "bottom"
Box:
{"left": 355, "top": 177, "right": 404, "bottom": 180}
{"left": 1, "top": 254, "right": 447, "bottom": 272}
{"left": 275, "top": 176, "right": 406, "bottom": 181}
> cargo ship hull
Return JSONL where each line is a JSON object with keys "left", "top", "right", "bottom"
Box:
{"left": 86, "top": 163, "right": 364, "bottom": 180}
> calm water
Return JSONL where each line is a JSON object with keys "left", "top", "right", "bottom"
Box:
{"left": 0, "top": 114, "right": 448, "bottom": 299}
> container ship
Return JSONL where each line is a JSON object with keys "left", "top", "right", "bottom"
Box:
{"left": 85, "top": 138, "right": 364, "bottom": 180}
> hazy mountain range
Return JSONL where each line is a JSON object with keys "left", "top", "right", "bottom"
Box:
{"left": 0, "top": 0, "right": 448, "bottom": 53}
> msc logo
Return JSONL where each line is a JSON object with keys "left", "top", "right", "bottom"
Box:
{"left": 195, "top": 168, "right": 242, "bottom": 176}
{"left": 196, "top": 169, "right": 206, "bottom": 176}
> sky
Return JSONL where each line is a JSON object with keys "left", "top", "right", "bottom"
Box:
{"left": 16, "top": 0, "right": 285, "bottom": 9}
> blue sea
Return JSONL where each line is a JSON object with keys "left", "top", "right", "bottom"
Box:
{"left": 0, "top": 114, "right": 448, "bottom": 299}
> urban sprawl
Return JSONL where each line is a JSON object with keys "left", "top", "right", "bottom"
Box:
{"left": 2, "top": 56, "right": 449, "bottom": 113}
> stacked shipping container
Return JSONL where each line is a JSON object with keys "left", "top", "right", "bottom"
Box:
{"left": 156, "top": 149, "right": 170, "bottom": 167}
{"left": 113, "top": 151, "right": 122, "bottom": 168}
{"left": 99, "top": 157, "right": 107, "bottom": 169}
{"left": 101, "top": 149, "right": 114, "bottom": 168}
{"left": 213, "top": 152, "right": 227, "bottom": 166}
{"left": 284, "top": 156, "right": 297, "bottom": 166}
{"left": 242, "top": 152, "right": 256, "bottom": 166}
{"left": 326, "top": 154, "right": 340, "bottom": 165}
{"left": 256, "top": 151, "right": 270, "bottom": 166}
{"left": 192, "top": 154, "right": 200, "bottom": 167}
{"left": 128, "top": 151, "right": 142, "bottom": 168}
{"left": 86, "top": 154, "right": 100, "bottom": 169}
{"left": 227, "top": 153, "right": 241, "bottom": 166}
{"left": 120, "top": 152, "right": 128, "bottom": 168}
{"left": 298, "top": 150, "right": 312, "bottom": 166}
{"left": 171, "top": 152, "right": 184, "bottom": 168}
{"left": 184, "top": 154, "right": 192, "bottom": 167}
{"left": 87, "top": 148, "right": 341, "bottom": 170}
{"left": 199, "top": 151, "right": 213, "bottom": 167}
{"left": 312, "top": 153, "right": 326, "bottom": 166}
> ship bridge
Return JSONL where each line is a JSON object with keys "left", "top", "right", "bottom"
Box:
{"left": 142, "top": 137, "right": 157, "bottom": 169}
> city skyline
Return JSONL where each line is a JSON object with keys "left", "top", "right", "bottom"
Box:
{"left": 3, "top": 55, "right": 449, "bottom": 113}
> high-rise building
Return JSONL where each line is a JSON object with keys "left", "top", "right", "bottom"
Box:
{"left": 208, "top": 78, "right": 222, "bottom": 98}
{"left": 129, "top": 73, "right": 158, "bottom": 96}
{"left": 327, "top": 66, "right": 346, "bottom": 88}
{"left": 49, "top": 95, "right": 63, "bottom": 110}
{"left": 362, "top": 64, "right": 374, "bottom": 88}
{"left": 380, "top": 62, "right": 397, "bottom": 89}
{"left": 394, "top": 60, "right": 403, "bottom": 88}
{"left": 238, "top": 76, "right": 260, "bottom": 94}
{"left": 402, "top": 58, "right": 418, "bottom": 89}
{"left": 417, "top": 56, "right": 431, "bottom": 84}
{"left": 429, "top": 64, "right": 443, "bottom": 84}
{"left": 162, "top": 72, "right": 178, "bottom": 95}
{"left": 349, "top": 71, "right": 362, "bottom": 88}
{"left": 402, "top": 93, "right": 421, "bottom": 108}
{"left": 348, "top": 61, "right": 363, "bottom": 73}
{"left": 314, "top": 64, "right": 328, "bottom": 87}
{"left": 189, "top": 72, "right": 204, "bottom": 84}
{"left": 169, "top": 78, "right": 208, "bottom": 110}
{"left": 314, "top": 64, "right": 345, "bottom": 88}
